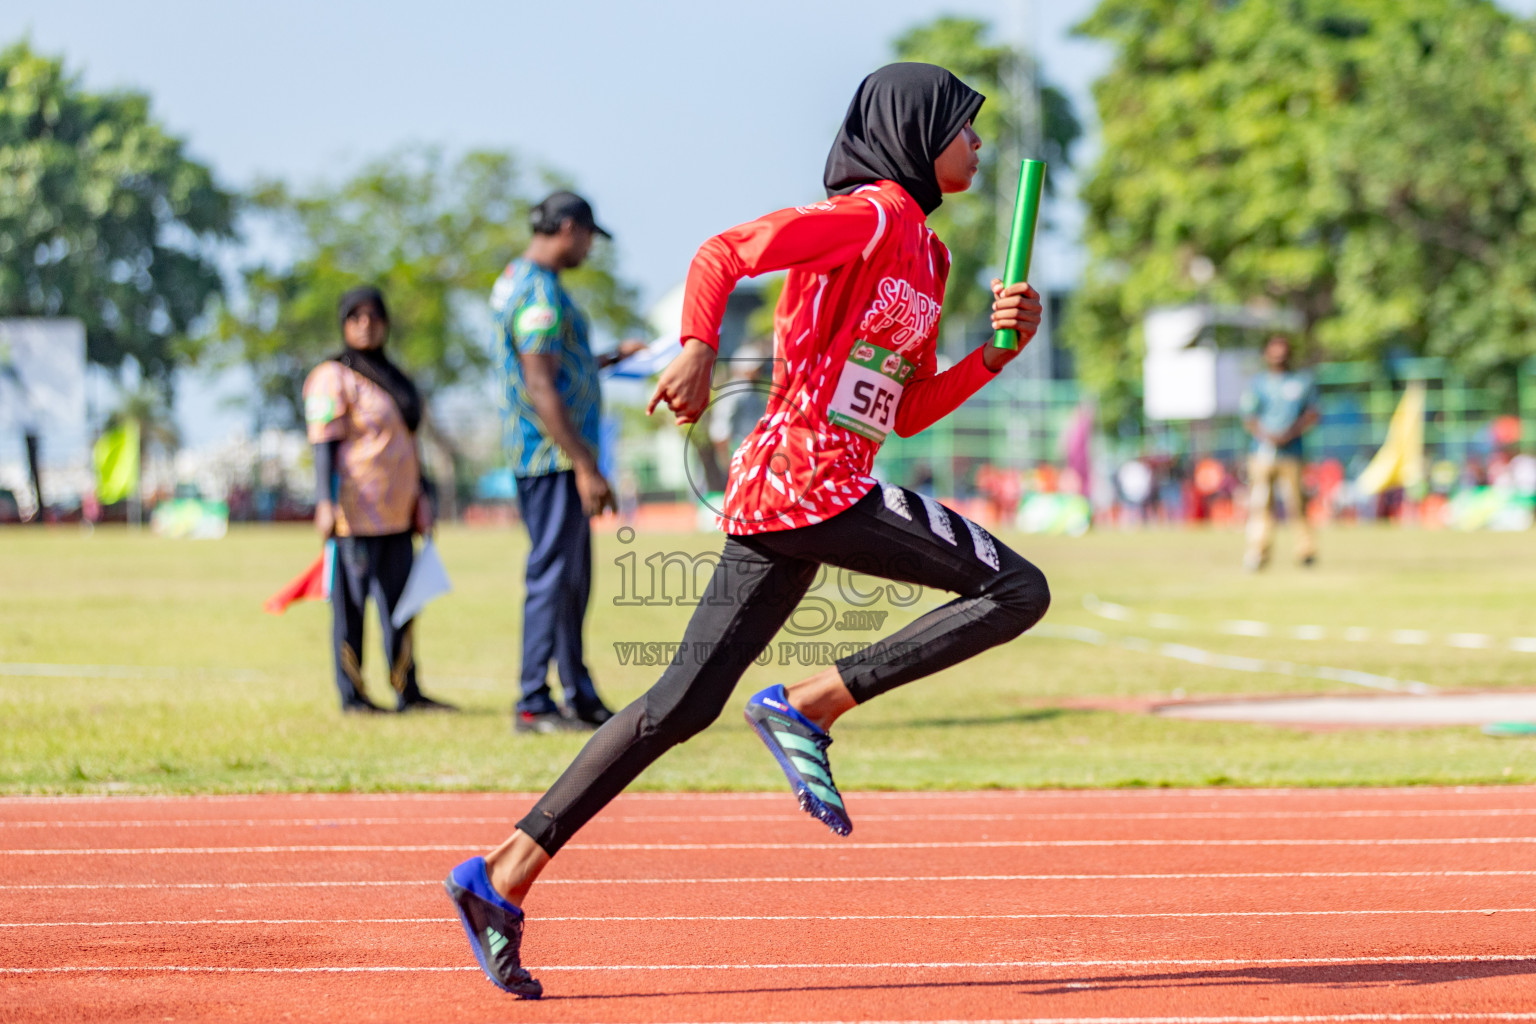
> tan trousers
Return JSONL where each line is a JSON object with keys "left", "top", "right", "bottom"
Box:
{"left": 1246, "top": 454, "right": 1315, "bottom": 563}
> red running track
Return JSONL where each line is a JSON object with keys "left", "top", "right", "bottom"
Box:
{"left": 4, "top": 787, "right": 1536, "bottom": 1023}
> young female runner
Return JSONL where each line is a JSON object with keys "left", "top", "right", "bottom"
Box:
{"left": 445, "top": 62, "right": 1050, "bottom": 998}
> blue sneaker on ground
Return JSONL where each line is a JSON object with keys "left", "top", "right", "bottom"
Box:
{"left": 443, "top": 857, "right": 542, "bottom": 999}
{"left": 744, "top": 684, "right": 852, "bottom": 836}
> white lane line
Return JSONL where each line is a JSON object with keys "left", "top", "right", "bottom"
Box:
{"left": 7, "top": 953, "right": 1536, "bottom": 974}
{"left": 4, "top": 870, "right": 1535, "bottom": 891}
{"left": 0, "top": 792, "right": 546, "bottom": 805}
{"left": 602, "top": 1017, "right": 1536, "bottom": 1024}
{"left": 598, "top": 1017, "right": 1536, "bottom": 1024}
{"left": 1, "top": 918, "right": 456, "bottom": 927}
{"left": 0, "top": 662, "right": 264, "bottom": 683}
{"left": 0, "top": 844, "right": 477, "bottom": 855}
{"left": 0, "top": 880, "right": 443, "bottom": 890}
{"left": 4, "top": 785, "right": 1533, "bottom": 804}
{"left": 141, "top": 1017, "right": 1536, "bottom": 1024}
{"left": 0, "top": 817, "right": 521, "bottom": 829}
{"left": 646, "top": 1018, "right": 1536, "bottom": 1024}
{"left": 0, "top": 664, "right": 515, "bottom": 687}
{"left": 1087, "top": 598, "right": 1134, "bottom": 621}
{"left": 543, "top": 837, "right": 1536, "bottom": 850}
{"left": 6, "top": 837, "right": 1535, "bottom": 855}
{"left": 17, "top": 807, "right": 1536, "bottom": 828}
{"left": 1083, "top": 594, "right": 1536, "bottom": 659}
{"left": 1033, "top": 624, "right": 1431, "bottom": 694}
{"left": 7, "top": 908, "right": 1532, "bottom": 928}
{"left": 0, "top": 965, "right": 475, "bottom": 974}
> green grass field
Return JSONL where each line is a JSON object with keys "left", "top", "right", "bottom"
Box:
{"left": 3, "top": 522, "right": 1536, "bottom": 794}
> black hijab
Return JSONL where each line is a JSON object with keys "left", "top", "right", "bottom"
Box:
{"left": 823, "top": 63, "right": 985, "bottom": 216}
{"left": 331, "top": 285, "right": 423, "bottom": 433}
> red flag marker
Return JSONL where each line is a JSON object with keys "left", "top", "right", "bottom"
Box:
{"left": 264, "top": 541, "right": 334, "bottom": 614}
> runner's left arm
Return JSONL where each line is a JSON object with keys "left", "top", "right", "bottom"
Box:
{"left": 892, "top": 348, "right": 997, "bottom": 437}
{"left": 894, "top": 280, "right": 1041, "bottom": 437}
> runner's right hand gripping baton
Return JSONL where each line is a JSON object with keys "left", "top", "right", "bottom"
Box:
{"left": 992, "top": 159, "right": 1047, "bottom": 351}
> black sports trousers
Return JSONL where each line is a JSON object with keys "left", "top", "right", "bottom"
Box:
{"left": 331, "top": 531, "right": 422, "bottom": 710}
{"left": 516, "top": 483, "right": 1050, "bottom": 856}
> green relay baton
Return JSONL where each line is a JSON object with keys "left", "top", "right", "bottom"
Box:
{"left": 992, "top": 159, "right": 1047, "bottom": 351}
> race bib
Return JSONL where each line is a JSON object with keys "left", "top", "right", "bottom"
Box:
{"left": 827, "top": 341, "right": 914, "bottom": 443}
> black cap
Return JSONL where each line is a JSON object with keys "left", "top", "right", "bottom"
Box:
{"left": 338, "top": 285, "right": 389, "bottom": 329}
{"left": 529, "top": 191, "right": 611, "bottom": 238}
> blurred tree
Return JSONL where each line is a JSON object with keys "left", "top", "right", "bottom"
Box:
{"left": 893, "top": 16, "right": 1081, "bottom": 348}
{"left": 0, "top": 42, "right": 235, "bottom": 383}
{"left": 1069, "top": 0, "right": 1536, "bottom": 423}
{"left": 219, "top": 147, "right": 642, "bottom": 429}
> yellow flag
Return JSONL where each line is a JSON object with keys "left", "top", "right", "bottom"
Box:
{"left": 93, "top": 419, "right": 141, "bottom": 505}
{"left": 1355, "top": 382, "right": 1425, "bottom": 496}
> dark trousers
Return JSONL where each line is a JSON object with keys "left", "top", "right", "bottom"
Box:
{"left": 331, "top": 532, "right": 420, "bottom": 710}
{"left": 515, "top": 471, "right": 600, "bottom": 714}
{"left": 517, "top": 483, "right": 1051, "bottom": 855}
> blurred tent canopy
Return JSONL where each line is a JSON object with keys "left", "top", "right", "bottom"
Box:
{"left": 1068, "top": 0, "right": 1536, "bottom": 424}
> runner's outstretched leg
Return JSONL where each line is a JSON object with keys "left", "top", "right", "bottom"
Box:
{"left": 745, "top": 484, "right": 1049, "bottom": 833}
{"left": 513, "top": 539, "right": 817, "bottom": 856}
{"left": 447, "top": 539, "right": 816, "bottom": 995}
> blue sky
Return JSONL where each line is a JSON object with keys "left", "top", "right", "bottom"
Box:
{"left": 5, "top": 0, "right": 1109, "bottom": 306}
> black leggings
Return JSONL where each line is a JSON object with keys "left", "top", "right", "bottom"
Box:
{"left": 331, "top": 532, "right": 419, "bottom": 709}
{"left": 517, "top": 483, "right": 1050, "bottom": 855}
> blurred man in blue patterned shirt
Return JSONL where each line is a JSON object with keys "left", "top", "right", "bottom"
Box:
{"left": 491, "top": 191, "right": 643, "bottom": 733}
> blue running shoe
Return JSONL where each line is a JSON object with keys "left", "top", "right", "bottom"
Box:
{"left": 443, "top": 857, "right": 542, "bottom": 999}
{"left": 744, "top": 684, "right": 852, "bottom": 836}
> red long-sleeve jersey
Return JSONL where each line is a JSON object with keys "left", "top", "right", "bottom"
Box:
{"left": 680, "top": 180, "right": 996, "bottom": 535}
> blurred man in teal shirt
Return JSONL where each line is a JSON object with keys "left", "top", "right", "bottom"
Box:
{"left": 1240, "top": 335, "right": 1319, "bottom": 571}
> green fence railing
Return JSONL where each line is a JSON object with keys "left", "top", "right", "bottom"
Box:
{"left": 618, "top": 358, "right": 1535, "bottom": 502}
